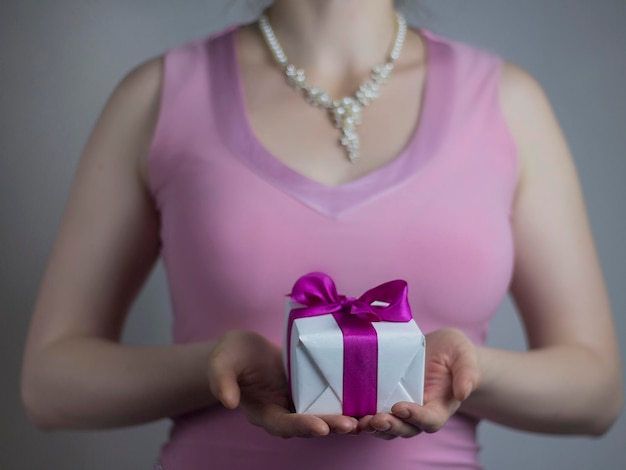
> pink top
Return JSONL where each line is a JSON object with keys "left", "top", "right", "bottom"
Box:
{"left": 147, "top": 22, "right": 518, "bottom": 470}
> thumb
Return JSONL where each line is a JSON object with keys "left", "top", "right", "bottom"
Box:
{"left": 450, "top": 343, "right": 480, "bottom": 402}
{"left": 208, "top": 358, "right": 241, "bottom": 410}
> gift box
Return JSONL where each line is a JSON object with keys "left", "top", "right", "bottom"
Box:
{"left": 283, "top": 272, "right": 425, "bottom": 417}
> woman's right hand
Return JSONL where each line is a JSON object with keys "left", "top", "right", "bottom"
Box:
{"left": 207, "top": 330, "right": 358, "bottom": 438}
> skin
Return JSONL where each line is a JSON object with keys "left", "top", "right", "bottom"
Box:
{"left": 21, "top": 0, "right": 622, "bottom": 445}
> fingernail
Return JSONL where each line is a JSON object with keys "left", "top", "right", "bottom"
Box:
{"left": 376, "top": 422, "right": 391, "bottom": 431}
{"left": 337, "top": 422, "right": 354, "bottom": 434}
{"left": 463, "top": 382, "right": 473, "bottom": 401}
{"left": 395, "top": 409, "right": 410, "bottom": 419}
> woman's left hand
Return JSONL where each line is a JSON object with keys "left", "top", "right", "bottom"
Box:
{"left": 358, "top": 328, "right": 480, "bottom": 439}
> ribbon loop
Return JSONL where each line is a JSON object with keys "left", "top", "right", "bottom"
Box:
{"left": 291, "top": 271, "right": 340, "bottom": 306}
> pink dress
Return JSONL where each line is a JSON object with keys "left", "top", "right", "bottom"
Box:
{"left": 147, "top": 22, "right": 518, "bottom": 470}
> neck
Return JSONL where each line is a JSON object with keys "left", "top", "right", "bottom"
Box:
{"left": 265, "top": 0, "right": 398, "bottom": 79}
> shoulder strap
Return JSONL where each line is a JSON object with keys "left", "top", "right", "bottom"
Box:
{"left": 147, "top": 26, "right": 237, "bottom": 198}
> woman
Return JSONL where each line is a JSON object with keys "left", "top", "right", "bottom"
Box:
{"left": 20, "top": 0, "right": 622, "bottom": 468}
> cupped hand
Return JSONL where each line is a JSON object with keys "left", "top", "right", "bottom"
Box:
{"left": 207, "top": 330, "right": 358, "bottom": 438}
{"left": 358, "top": 328, "right": 480, "bottom": 439}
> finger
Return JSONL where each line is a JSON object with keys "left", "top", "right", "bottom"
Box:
{"left": 316, "top": 414, "right": 359, "bottom": 435}
{"left": 391, "top": 402, "right": 455, "bottom": 434}
{"left": 245, "top": 401, "right": 331, "bottom": 438}
{"left": 358, "top": 415, "right": 377, "bottom": 433}
{"left": 368, "top": 412, "right": 421, "bottom": 438}
{"left": 277, "top": 411, "right": 331, "bottom": 438}
{"left": 358, "top": 414, "right": 408, "bottom": 438}
{"left": 206, "top": 359, "right": 241, "bottom": 409}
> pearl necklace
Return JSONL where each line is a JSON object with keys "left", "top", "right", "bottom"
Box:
{"left": 258, "top": 11, "right": 407, "bottom": 163}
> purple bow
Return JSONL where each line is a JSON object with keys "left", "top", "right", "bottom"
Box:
{"left": 290, "top": 272, "right": 413, "bottom": 322}
{"left": 286, "top": 272, "right": 413, "bottom": 417}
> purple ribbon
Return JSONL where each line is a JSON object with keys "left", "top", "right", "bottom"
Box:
{"left": 286, "top": 272, "right": 412, "bottom": 417}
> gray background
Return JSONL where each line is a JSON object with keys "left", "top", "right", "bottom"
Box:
{"left": 1, "top": 0, "right": 625, "bottom": 468}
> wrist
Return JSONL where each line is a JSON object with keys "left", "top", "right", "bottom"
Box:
{"left": 188, "top": 340, "right": 220, "bottom": 406}
{"left": 472, "top": 346, "right": 497, "bottom": 397}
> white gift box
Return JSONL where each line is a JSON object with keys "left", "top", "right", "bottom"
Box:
{"left": 284, "top": 300, "right": 426, "bottom": 416}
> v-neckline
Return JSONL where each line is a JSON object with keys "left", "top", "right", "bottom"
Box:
{"left": 215, "top": 24, "right": 452, "bottom": 218}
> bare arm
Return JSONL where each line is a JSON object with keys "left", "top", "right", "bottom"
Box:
{"left": 460, "top": 62, "right": 623, "bottom": 435}
{"left": 20, "top": 57, "right": 218, "bottom": 430}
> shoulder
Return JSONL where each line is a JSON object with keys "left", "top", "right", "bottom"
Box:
{"left": 119, "top": 26, "right": 239, "bottom": 190}
{"left": 497, "top": 60, "right": 564, "bottom": 197}
{"left": 124, "top": 25, "right": 236, "bottom": 96}
{"left": 420, "top": 28, "right": 502, "bottom": 70}
{"left": 118, "top": 26, "right": 236, "bottom": 102}
{"left": 421, "top": 29, "right": 556, "bottom": 137}
{"left": 118, "top": 55, "right": 164, "bottom": 101}
{"left": 499, "top": 61, "right": 552, "bottom": 125}
{"left": 426, "top": 30, "right": 560, "bottom": 157}
{"left": 108, "top": 56, "right": 165, "bottom": 191}
{"left": 426, "top": 29, "right": 567, "bottom": 199}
